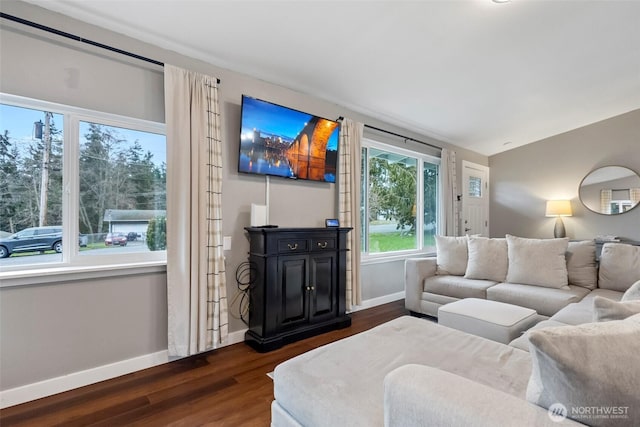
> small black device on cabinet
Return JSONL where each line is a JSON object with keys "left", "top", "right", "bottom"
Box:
{"left": 325, "top": 218, "right": 339, "bottom": 227}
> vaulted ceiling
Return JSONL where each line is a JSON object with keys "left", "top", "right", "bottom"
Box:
{"left": 23, "top": 0, "right": 640, "bottom": 155}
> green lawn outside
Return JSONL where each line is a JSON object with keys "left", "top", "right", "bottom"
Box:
{"left": 369, "top": 232, "right": 436, "bottom": 253}
{"left": 7, "top": 242, "right": 122, "bottom": 257}
{"left": 81, "top": 242, "right": 107, "bottom": 251}
{"left": 6, "top": 250, "right": 57, "bottom": 258}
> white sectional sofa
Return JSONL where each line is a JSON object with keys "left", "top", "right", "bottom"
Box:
{"left": 405, "top": 236, "right": 635, "bottom": 318}
{"left": 271, "top": 237, "right": 640, "bottom": 427}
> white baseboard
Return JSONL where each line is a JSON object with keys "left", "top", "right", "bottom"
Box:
{"left": 1, "top": 328, "right": 250, "bottom": 410}
{"left": 5, "top": 308, "right": 409, "bottom": 409}
{"left": 226, "top": 327, "right": 248, "bottom": 346}
{"left": 349, "top": 291, "right": 405, "bottom": 313}
{"left": 0, "top": 350, "right": 169, "bottom": 409}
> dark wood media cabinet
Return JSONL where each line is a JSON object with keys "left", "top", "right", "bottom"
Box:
{"left": 244, "top": 227, "right": 352, "bottom": 352}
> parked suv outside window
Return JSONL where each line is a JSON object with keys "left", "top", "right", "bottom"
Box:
{"left": 0, "top": 226, "right": 63, "bottom": 258}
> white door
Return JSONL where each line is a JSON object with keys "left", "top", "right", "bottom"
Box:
{"left": 462, "top": 161, "right": 490, "bottom": 236}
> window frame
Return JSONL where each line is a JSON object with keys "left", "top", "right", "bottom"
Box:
{"left": 0, "top": 93, "right": 167, "bottom": 283}
{"left": 360, "top": 138, "right": 440, "bottom": 263}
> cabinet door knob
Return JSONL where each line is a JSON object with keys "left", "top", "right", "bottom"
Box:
{"left": 287, "top": 243, "right": 298, "bottom": 250}
{"left": 317, "top": 241, "right": 328, "bottom": 249}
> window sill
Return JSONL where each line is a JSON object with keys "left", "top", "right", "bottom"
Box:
{"left": 361, "top": 251, "right": 436, "bottom": 266}
{"left": 0, "top": 262, "right": 167, "bottom": 288}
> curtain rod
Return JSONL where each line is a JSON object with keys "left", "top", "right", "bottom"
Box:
{"left": 0, "top": 12, "right": 221, "bottom": 84}
{"left": 338, "top": 116, "right": 441, "bottom": 151}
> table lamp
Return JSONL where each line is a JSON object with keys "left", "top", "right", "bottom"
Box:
{"left": 545, "top": 200, "right": 572, "bottom": 238}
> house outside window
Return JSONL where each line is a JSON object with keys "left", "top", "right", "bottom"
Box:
{"left": 360, "top": 139, "right": 439, "bottom": 259}
{"left": 0, "top": 94, "right": 166, "bottom": 276}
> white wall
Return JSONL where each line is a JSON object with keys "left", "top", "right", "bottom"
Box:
{"left": 0, "top": 273, "right": 167, "bottom": 390}
{"left": 489, "top": 109, "right": 640, "bottom": 240}
{"left": 0, "top": 0, "right": 487, "bottom": 399}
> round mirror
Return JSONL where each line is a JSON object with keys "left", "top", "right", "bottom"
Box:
{"left": 579, "top": 166, "right": 640, "bottom": 215}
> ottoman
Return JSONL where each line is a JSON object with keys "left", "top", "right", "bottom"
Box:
{"left": 438, "top": 298, "right": 538, "bottom": 344}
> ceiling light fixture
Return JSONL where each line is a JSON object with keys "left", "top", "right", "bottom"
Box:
{"left": 492, "top": 0, "right": 511, "bottom": 3}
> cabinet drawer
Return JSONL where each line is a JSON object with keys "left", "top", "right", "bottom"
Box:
{"left": 278, "top": 239, "right": 308, "bottom": 253}
{"left": 311, "top": 237, "right": 336, "bottom": 251}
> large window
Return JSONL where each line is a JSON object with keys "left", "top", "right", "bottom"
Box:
{"left": 361, "top": 140, "right": 439, "bottom": 257}
{"left": 0, "top": 94, "right": 166, "bottom": 274}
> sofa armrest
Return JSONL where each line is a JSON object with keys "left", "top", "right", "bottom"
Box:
{"left": 384, "top": 364, "right": 584, "bottom": 427}
{"left": 404, "top": 257, "right": 436, "bottom": 313}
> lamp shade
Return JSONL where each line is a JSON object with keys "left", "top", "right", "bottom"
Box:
{"left": 546, "top": 200, "right": 572, "bottom": 217}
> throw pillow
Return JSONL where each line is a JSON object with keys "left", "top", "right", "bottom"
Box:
{"left": 593, "top": 296, "right": 640, "bottom": 322}
{"left": 622, "top": 280, "right": 640, "bottom": 302}
{"left": 526, "top": 314, "right": 640, "bottom": 427}
{"left": 566, "top": 240, "right": 597, "bottom": 290}
{"left": 464, "top": 237, "right": 508, "bottom": 282}
{"left": 505, "top": 235, "right": 569, "bottom": 289}
{"left": 598, "top": 243, "right": 640, "bottom": 292}
{"left": 435, "top": 235, "right": 468, "bottom": 276}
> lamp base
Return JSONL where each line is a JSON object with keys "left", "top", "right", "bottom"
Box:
{"left": 554, "top": 217, "right": 566, "bottom": 238}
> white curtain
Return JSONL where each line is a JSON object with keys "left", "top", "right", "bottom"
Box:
{"left": 338, "top": 118, "right": 364, "bottom": 310}
{"left": 600, "top": 189, "right": 612, "bottom": 215}
{"left": 630, "top": 188, "right": 640, "bottom": 204}
{"left": 165, "top": 64, "right": 228, "bottom": 357}
{"left": 438, "top": 148, "right": 459, "bottom": 236}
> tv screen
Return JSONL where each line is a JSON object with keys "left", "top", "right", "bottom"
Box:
{"left": 238, "top": 95, "right": 340, "bottom": 183}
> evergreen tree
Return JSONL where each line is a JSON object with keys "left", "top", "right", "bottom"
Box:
{"left": 146, "top": 216, "right": 166, "bottom": 251}
{"left": 45, "top": 117, "right": 63, "bottom": 226}
{"left": 0, "top": 130, "right": 17, "bottom": 232}
{"left": 0, "top": 114, "right": 63, "bottom": 232}
{"left": 127, "top": 141, "right": 158, "bottom": 209}
{"left": 79, "top": 124, "right": 166, "bottom": 235}
{"left": 79, "top": 123, "right": 122, "bottom": 234}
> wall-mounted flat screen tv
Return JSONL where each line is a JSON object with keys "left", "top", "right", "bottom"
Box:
{"left": 238, "top": 95, "right": 340, "bottom": 183}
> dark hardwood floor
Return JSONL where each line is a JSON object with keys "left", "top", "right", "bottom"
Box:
{"left": 1, "top": 300, "right": 408, "bottom": 426}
